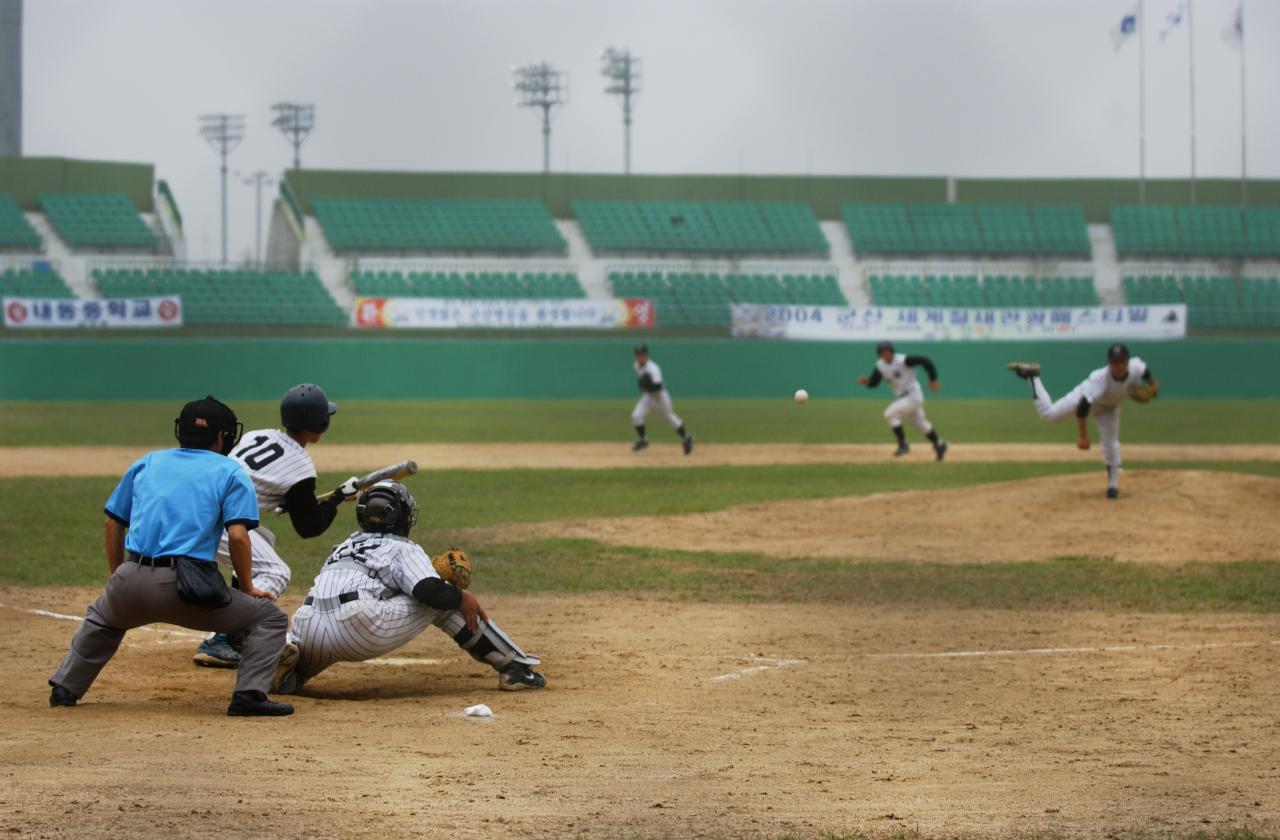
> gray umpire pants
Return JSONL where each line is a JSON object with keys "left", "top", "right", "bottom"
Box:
{"left": 49, "top": 560, "right": 288, "bottom": 699}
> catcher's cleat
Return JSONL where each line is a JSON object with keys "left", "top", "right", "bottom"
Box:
{"left": 498, "top": 663, "right": 547, "bottom": 691}
{"left": 1007, "top": 361, "right": 1041, "bottom": 379}
{"left": 631, "top": 438, "right": 649, "bottom": 452}
{"left": 270, "top": 643, "right": 300, "bottom": 694}
{"left": 194, "top": 633, "right": 241, "bottom": 669}
{"left": 682, "top": 434, "right": 695, "bottom": 456}
{"left": 893, "top": 442, "right": 910, "bottom": 458}
{"left": 934, "top": 440, "right": 948, "bottom": 462}
{"left": 49, "top": 684, "right": 77, "bottom": 707}
{"left": 1106, "top": 487, "right": 1119, "bottom": 500}
{"left": 227, "top": 690, "right": 294, "bottom": 717}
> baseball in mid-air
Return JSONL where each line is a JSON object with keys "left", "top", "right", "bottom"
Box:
{"left": 794, "top": 388, "right": 809, "bottom": 404}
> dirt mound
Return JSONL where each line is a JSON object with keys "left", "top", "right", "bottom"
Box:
{"left": 495, "top": 470, "right": 1280, "bottom": 564}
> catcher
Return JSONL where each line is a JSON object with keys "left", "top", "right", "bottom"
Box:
{"left": 1008, "top": 343, "right": 1158, "bottom": 499}
{"left": 273, "top": 480, "right": 546, "bottom": 694}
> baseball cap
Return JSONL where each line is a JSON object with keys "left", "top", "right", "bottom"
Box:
{"left": 634, "top": 343, "right": 649, "bottom": 355}
{"left": 1106, "top": 343, "right": 1130, "bottom": 362}
{"left": 175, "top": 395, "right": 243, "bottom": 454}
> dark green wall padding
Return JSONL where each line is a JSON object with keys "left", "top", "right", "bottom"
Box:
{"left": 2, "top": 338, "right": 1276, "bottom": 400}
{"left": 0, "top": 157, "right": 156, "bottom": 212}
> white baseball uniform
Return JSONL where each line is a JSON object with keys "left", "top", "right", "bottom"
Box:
{"left": 1030, "top": 356, "right": 1150, "bottom": 471}
{"left": 874, "top": 353, "right": 934, "bottom": 434}
{"left": 287, "top": 532, "right": 538, "bottom": 687}
{"left": 631, "top": 358, "right": 684, "bottom": 430}
{"left": 214, "top": 428, "right": 317, "bottom": 597}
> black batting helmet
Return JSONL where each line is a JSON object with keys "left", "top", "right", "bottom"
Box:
{"left": 876, "top": 340, "right": 895, "bottom": 354}
{"left": 1107, "top": 343, "right": 1131, "bottom": 362}
{"left": 174, "top": 395, "right": 243, "bottom": 455}
{"left": 356, "top": 480, "right": 419, "bottom": 538}
{"left": 280, "top": 383, "right": 337, "bottom": 433}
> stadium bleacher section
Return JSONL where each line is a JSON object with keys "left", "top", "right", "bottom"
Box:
{"left": 842, "top": 202, "right": 1092, "bottom": 257}
{"left": 38, "top": 192, "right": 158, "bottom": 249}
{"left": 352, "top": 270, "right": 584, "bottom": 299}
{"left": 609, "top": 271, "right": 845, "bottom": 326}
{"left": 0, "top": 194, "right": 42, "bottom": 250}
{"left": 573, "top": 200, "right": 827, "bottom": 254}
{"left": 92, "top": 267, "right": 345, "bottom": 325}
{"left": 1, "top": 266, "right": 74, "bottom": 299}
{"left": 868, "top": 273, "right": 1099, "bottom": 309}
{"left": 1112, "top": 204, "right": 1280, "bottom": 258}
{"left": 314, "top": 197, "right": 566, "bottom": 254}
{"left": 1123, "top": 274, "right": 1280, "bottom": 328}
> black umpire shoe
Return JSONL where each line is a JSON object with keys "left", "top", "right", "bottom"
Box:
{"left": 227, "top": 690, "right": 294, "bottom": 717}
{"left": 498, "top": 663, "right": 547, "bottom": 691}
{"left": 49, "top": 684, "right": 78, "bottom": 707}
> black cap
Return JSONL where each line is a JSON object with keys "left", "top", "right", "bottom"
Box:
{"left": 175, "top": 396, "right": 242, "bottom": 455}
{"left": 634, "top": 343, "right": 649, "bottom": 355}
{"left": 1107, "top": 343, "right": 1131, "bottom": 362}
{"left": 876, "top": 340, "right": 894, "bottom": 354}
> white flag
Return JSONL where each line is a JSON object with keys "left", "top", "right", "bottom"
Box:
{"left": 1110, "top": 4, "right": 1141, "bottom": 50}
{"left": 1159, "top": 1, "right": 1187, "bottom": 41}
{"left": 1221, "top": 3, "right": 1243, "bottom": 49}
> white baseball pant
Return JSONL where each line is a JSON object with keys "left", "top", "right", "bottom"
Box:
{"left": 632, "top": 390, "right": 683, "bottom": 430}
{"left": 883, "top": 395, "right": 933, "bottom": 435}
{"left": 288, "top": 592, "right": 441, "bottom": 681}
{"left": 215, "top": 525, "right": 291, "bottom": 599}
{"left": 1032, "top": 378, "right": 1121, "bottom": 469}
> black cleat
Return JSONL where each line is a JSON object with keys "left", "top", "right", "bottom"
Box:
{"left": 227, "top": 690, "right": 294, "bottom": 717}
{"left": 1007, "top": 361, "right": 1041, "bottom": 380}
{"left": 631, "top": 438, "right": 649, "bottom": 452}
{"left": 682, "top": 434, "right": 695, "bottom": 456}
{"left": 893, "top": 442, "right": 910, "bottom": 458}
{"left": 1106, "top": 487, "right": 1119, "bottom": 500}
{"left": 49, "top": 684, "right": 77, "bottom": 707}
{"left": 934, "top": 440, "right": 948, "bottom": 462}
{"left": 498, "top": 663, "right": 547, "bottom": 691}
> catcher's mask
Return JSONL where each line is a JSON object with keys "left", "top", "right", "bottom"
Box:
{"left": 174, "top": 395, "right": 243, "bottom": 455}
{"left": 356, "top": 480, "right": 418, "bottom": 537}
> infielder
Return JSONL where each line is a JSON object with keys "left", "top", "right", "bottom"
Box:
{"left": 274, "top": 480, "right": 547, "bottom": 694}
{"left": 193, "top": 383, "right": 359, "bottom": 668}
{"left": 858, "top": 340, "right": 948, "bottom": 460}
{"left": 1009, "top": 343, "right": 1158, "bottom": 499}
{"left": 631, "top": 343, "right": 695, "bottom": 455}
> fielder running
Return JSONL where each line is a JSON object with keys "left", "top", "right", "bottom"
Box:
{"left": 1008, "top": 343, "right": 1158, "bottom": 499}
{"left": 858, "top": 340, "right": 949, "bottom": 460}
{"left": 274, "top": 480, "right": 547, "bottom": 694}
{"left": 193, "top": 383, "right": 359, "bottom": 667}
{"left": 631, "top": 343, "right": 695, "bottom": 455}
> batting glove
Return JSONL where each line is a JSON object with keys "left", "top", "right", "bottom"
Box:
{"left": 333, "top": 476, "right": 360, "bottom": 503}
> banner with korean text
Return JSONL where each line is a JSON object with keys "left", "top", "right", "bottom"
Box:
{"left": 3, "top": 296, "right": 183, "bottom": 329}
{"left": 731, "top": 303, "right": 1187, "bottom": 341}
{"left": 352, "top": 297, "right": 655, "bottom": 330}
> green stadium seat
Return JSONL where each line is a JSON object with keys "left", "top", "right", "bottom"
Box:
{"left": 1178, "top": 205, "right": 1244, "bottom": 257}
{"left": 38, "top": 192, "right": 158, "bottom": 250}
{"left": 1033, "top": 204, "right": 1091, "bottom": 256}
{"left": 575, "top": 199, "right": 826, "bottom": 254}
{"left": 0, "top": 194, "right": 42, "bottom": 250}
{"left": 314, "top": 197, "right": 566, "bottom": 255}
{"left": 91, "top": 267, "right": 344, "bottom": 325}
{"left": 0, "top": 266, "right": 75, "bottom": 299}
{"left": 842, "top": 202, "right": 915, "bottom": 254}
{"left": 1111, "top": 204, "right": 1179, "bottom": 256}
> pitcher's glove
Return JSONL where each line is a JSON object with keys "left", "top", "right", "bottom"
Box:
{"left": 1130, "top": 382, "right": 1159, "bottom": 403}
{"left": 433, "top": 548, "right": 472, "bottom": 589}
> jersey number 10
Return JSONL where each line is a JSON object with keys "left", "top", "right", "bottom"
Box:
{"left": 235, "top": 435, "right": 286, "bottom": 470}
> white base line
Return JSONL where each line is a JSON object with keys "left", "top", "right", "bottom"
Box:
{"left": 1, "top": 603, "right": 206, "bottom": 640}
{"left": 710, "top": 656, "right": 804, "bottom": 683}
{"left": 865, "top": 639, "right": 1280, "bottom": 660}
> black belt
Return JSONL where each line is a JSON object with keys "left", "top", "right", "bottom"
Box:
{"left": 303, "top": 591, "right": 359, "bottom": 606}
{"left": 128, "top": 553, "right": 177, "bottom": 568}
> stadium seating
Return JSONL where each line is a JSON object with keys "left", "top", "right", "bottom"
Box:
{"left": 314, "top": 197, "right": 567, "bottom": 254}
{"left": 908, "top": 203, "right": 983, "bottom": 254}
{"left": 975, "top": 205, "right": 1036, "bottom": 255}
{"left": 351, "top": 270, "right": 585, "bottom": 300}
{"left": 1244, "top": 206, "right": 1280, "bottom": 257}
{"left": 0, "top": 194, "right": 41, "bottom": 250}
{"left": 38, "top": 192, "right": 158, "bottom": 249}
{"left": 1122, "top": 274, "right": 1280, "bottom": 328}
{"left": 1177, "top": 205, "right": 1245, "bottom": 257}
{"left": 92, "top": 267, "right": 345, "bottom": 325}
{"left": 0, "top": 266, "right": 74, "bottom": 299}
{"left": 573, "top": 200, "right": 827, "bottom": 254}
{"left": 1032, "top": 204, "right": 1092, "bottom": 257}
{"left": 868, "top": 274, "right": 1099, "bottom": 308}
{"left": 842, "top": 202, "right": 916, "bottom": 254}
{"left": 843, "top": 202, "right": 1090, "bottom": 257}
{"left": 1111, "top": 204, "right": 1280, "bottom": 257}
{"left": 608, "top": 271, "right": 845, "bottom": 327}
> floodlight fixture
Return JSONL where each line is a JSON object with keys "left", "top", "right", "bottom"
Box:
{"left": 271, "top": 102, "right": 315, "bottom": 170}
{"left": 198, "top": 113, "right": 245, "bottom": 265}
{"left": 513, "top": 62, "right": 567, "bottom": 174}
{"left": 236, "top": 170, "right": 276, "bottom": 267}
{"left": 601, "top": 47, "right": 640, "bottom": 174}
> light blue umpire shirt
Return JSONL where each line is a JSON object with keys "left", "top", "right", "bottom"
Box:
{"left": 104, "top": 448, "right": 259, "bottom": 561}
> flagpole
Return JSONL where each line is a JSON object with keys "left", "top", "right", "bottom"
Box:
{"left": 1139, "top": 0, "right": 1147, "bottom": 204}
{"left": 1240, "top": 0, "right": 1247, "bottom": 205}
{"left": 1187, "top": 0, "right": 1197, "bottom": 204}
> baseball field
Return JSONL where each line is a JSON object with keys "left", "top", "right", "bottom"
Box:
{"left": 1, "top": 397, "right": 1278, "bottom": 839}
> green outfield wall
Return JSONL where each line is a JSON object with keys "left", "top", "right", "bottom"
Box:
{"left": 0, "top": 157, "right": 155, "bottom": 211}
{"left": 1, "top": 338, "right": 1276, "bottom": 401}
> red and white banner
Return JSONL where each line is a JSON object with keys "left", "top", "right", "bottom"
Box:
{"left": 353, "top": 297, "right": 655, "bottom": 330}
{"left": 3, "top": 296, "right": 183, "bottom": 329}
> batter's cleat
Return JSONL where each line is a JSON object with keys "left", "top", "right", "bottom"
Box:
{"left": 227, "top": 690, "right": 294, "bottom": 717}
{"left": 682, "top": 434, "right": 695, "bottom": 456}
{"left": 194, "top": 633, "right": 241, "bottom": 669}
{"left": 1007, "top": 361, "right": 1041, "bottom": 379}
{"left": 631, "top": 438, "right": 649, "bottom": 452}
{"left": 270, "top": 643, "right": 300, "bottom": 694}
{"left": 1106, "top": 487, "right": 1120, "bottom": 500}
{"left": 934, "top": 440, "right": 948, "bottom": 462}
{"left": 498, "top": 663, "right": 547, "bottom": 691}
{"left": 893, "top": 442, "right": 910, "bottom": 458}
{"left": 49, "top": 684, "right": 77, "bottom": 707}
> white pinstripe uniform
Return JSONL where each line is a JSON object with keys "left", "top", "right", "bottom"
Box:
{"left": 876, "top": 353, "right": 933, "bottom": 435}
{"left": 287, "top": 532, "right": 538, "bottom": 687}
{"left": 214, "top": 428, "right": 316, "bottom": 598}
{"left": 631, "top": 359, "right": 684, "bottom": 430}
{"left": 1031, "top": 357, "right": 1149, "bottom": 473}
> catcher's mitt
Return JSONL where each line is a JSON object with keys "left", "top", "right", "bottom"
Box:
{"left": 1130, "top": 381, "right": 1159, "bottom": 403}
{"left": 433, "top": 548, "right": 472, "bottom": 589}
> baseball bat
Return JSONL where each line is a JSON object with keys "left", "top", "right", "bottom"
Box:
{"left": 274, "top": 460, "right": 418, "bottom": 513}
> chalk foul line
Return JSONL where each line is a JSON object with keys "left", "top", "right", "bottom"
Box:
{"left": 1, "top": 603, "right": 206, "bottom": 640}
{"left": 710, "top": 655, "right": 805, "bottom": 683}
{"left": 864, "top": 639, "right": 1280, "bottom": 660}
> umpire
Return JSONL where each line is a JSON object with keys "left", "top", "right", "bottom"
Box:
{"left": 48, "top": 396, "right": 295, "bottom": 717}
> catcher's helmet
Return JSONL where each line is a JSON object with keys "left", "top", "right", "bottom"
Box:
{"left": 876, "top": 340, "right": 895, "bottom": 354}
{"left": 1107, "top": 343, "right": 1131, "bottom": 362}
{"left": 174, "top": 395, "right": 243, "bottom": 455}
{"left": 280, "top": 383, "right": 337, "bottom": 433}
{"left": 356, "top": 480, "right": 418, "bottom": 537}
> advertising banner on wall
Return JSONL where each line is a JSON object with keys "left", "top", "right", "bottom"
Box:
{"left": 731, "top": 303, "right": 1187, "bottom": 341}
{"left": 3, "top": 296, "right": 183, "bottom": 329}
{"left": 352, "top": 297, "right": 656, "bottom": 330}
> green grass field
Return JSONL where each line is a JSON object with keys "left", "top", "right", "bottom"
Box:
{"left": 2, "top": 399, "right": 1278, "bottom": 612}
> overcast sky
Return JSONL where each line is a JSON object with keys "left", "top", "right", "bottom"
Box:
{"left": 21, "top": 0, "right": 1280, "bottom": 263}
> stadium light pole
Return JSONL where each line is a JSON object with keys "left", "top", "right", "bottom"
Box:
{"left": 601, "top": 47, "right": 640, "bottom": 174}
{"left": 237, "top": 170, "right": 275, "bottom": 267}
{"left": 271, "top": 102, "right": 315, "bottom": 170}
{"left": 198, "top": 113, "right": 245, "bottom": 266}
{"left": 513, "top": 62, "right": 567, "bottom": 174}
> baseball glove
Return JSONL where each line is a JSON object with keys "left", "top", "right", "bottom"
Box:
{"left": 1130, "top": 382, "right": 1159, "bottom": 403}
{"left": 433, "top": 548, "right": 472, "bottom": 589}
